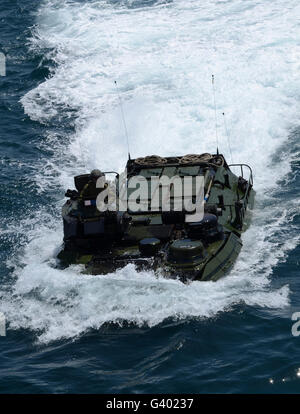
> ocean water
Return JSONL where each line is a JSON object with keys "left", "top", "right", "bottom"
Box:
{"left": 0, "top": 0, "right": 299, "bottom": 393}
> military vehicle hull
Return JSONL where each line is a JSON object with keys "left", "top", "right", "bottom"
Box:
{"left": 58, "top": 154, "right": 255, "bottom": 282}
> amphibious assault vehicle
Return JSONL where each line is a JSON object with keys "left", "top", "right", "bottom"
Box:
{"left": 58, "top": 153, "right": 255, "bottom": 281}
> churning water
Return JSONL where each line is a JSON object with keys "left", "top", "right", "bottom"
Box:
{"left": 0, "top": 0, "right": 299, "bottom": 393}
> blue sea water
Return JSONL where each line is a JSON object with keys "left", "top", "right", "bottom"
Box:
{"left": 0, "top": 0, "right": 299, "bottom": 393}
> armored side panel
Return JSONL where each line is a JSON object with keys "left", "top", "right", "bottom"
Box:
{"left": 83, "top": 218, "right": 105, "bottom": 236}
{"left": 201, "top": 232, "right": 242, "bottom": 281}
{"left": 63, "top": 216, "right": 78, "bottom": 240}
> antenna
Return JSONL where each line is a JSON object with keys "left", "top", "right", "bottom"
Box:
{"left": 222, "top": 112, "right": 233, "bottom": 164}
{"left": 114, "top": 80, "right": 131, "bottom": 159}
{"left": 211, "top": 75, "right": 219, "bottom": 154}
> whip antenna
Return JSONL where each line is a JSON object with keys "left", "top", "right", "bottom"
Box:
{"left": 211, "top": 75, "right": 219, "bottom": 154}
{"left": 114, "top": 80, "right": 131, "bottom": 159}
{"left": 222, "top": 112, "right": 233, "bottom": 164}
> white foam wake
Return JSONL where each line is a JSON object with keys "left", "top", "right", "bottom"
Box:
{"left": 2, "top": 0, "right": 300, "bottom": 342}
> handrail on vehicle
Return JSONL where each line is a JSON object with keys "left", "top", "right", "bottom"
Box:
{"left": 228, "top": 163, "right": 253, "bottom": 206}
